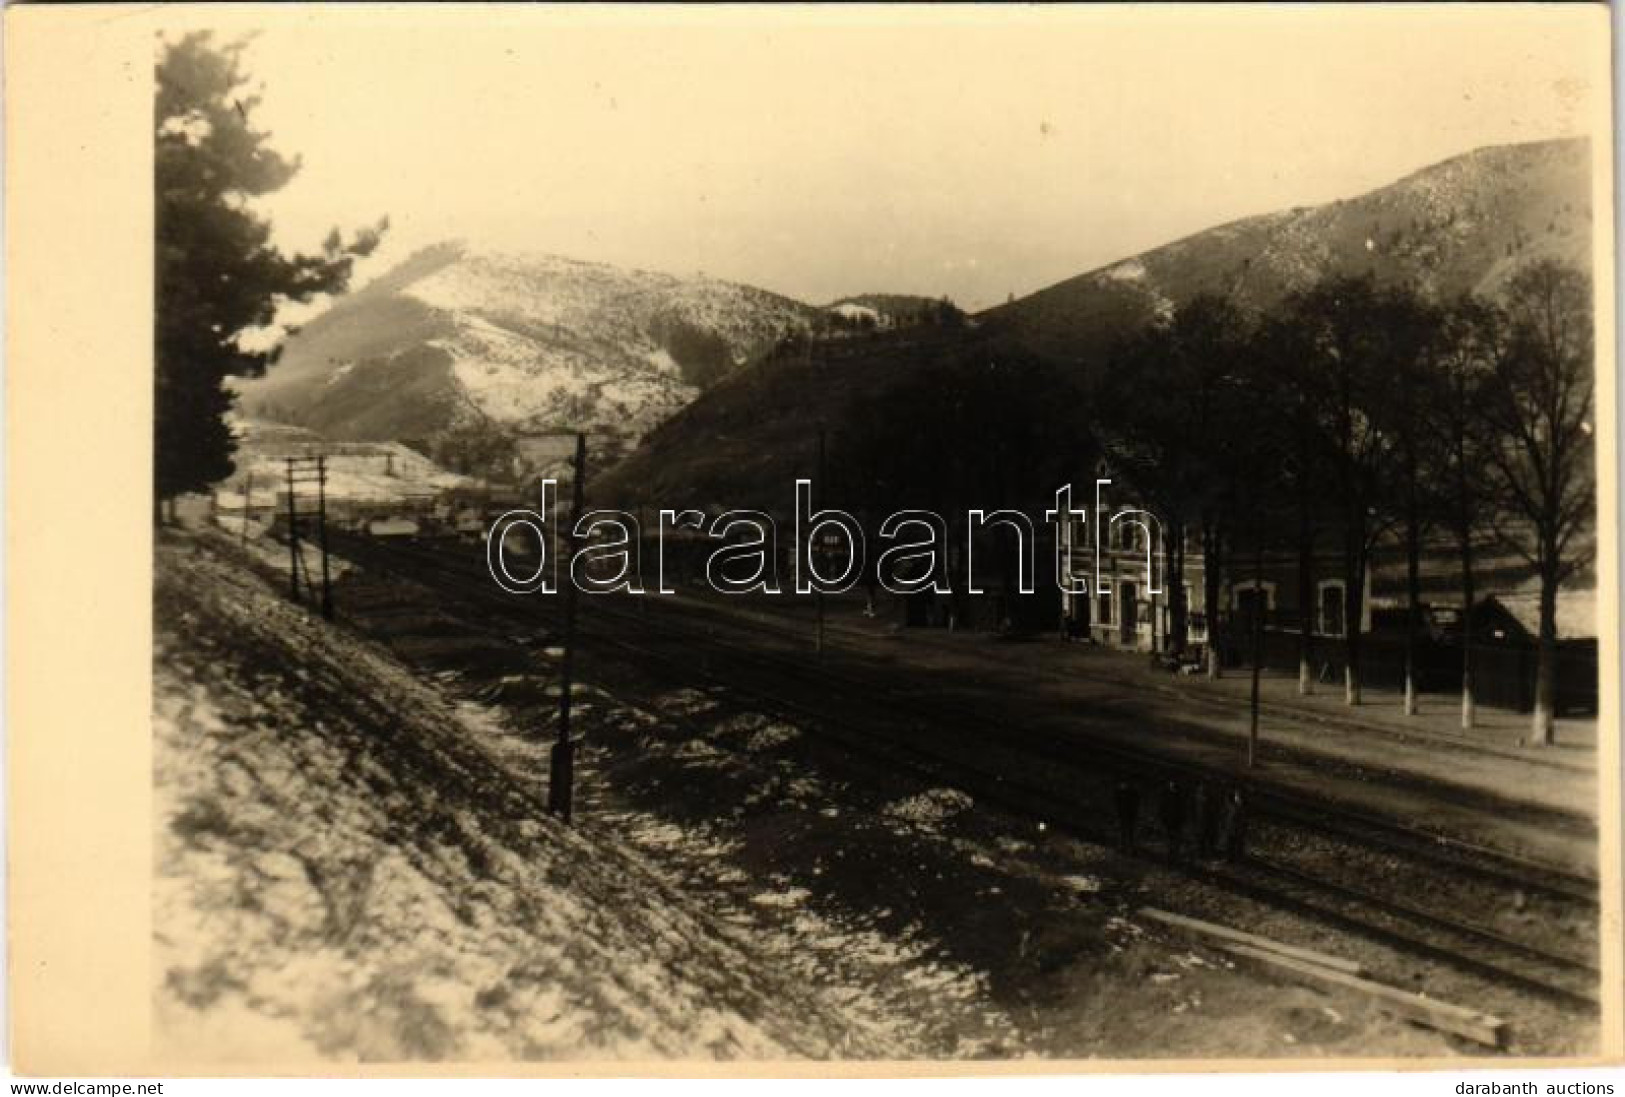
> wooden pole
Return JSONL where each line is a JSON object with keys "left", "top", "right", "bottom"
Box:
{"left": 816, "top": 426, "right": 826, "bottom": 658}
{"left": 1248, "top": 533, "right": 1264, "bottom": 768}
{"left": 1140, "top": 908, "right": 1364, "bottom": 975}
{"left": 285, "top": 458, "right": 300, "bottom": 602}
{"left": 241, "top": 473, "right": 253, "bottom": 551}
{"left": 637, "top": 501, "right": 649, "bottom": 616}
{"left": 550, "top": 432, "right": 587, "bottom": 822}
{"left": 1221, "top": 944, "right": 1507, "bottom": 1048}
{"left": 316, "top": 455, "right": 334, "bottom": 620}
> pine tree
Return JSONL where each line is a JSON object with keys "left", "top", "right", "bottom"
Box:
{"left": 155, "top": 32, "right": 385, "bottom": 511}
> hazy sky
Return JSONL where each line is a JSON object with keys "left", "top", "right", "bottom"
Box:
{"left": 208, "top": 6, "right": 1606, "bottom": 311}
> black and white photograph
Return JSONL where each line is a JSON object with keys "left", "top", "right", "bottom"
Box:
{"left": 4, "top": 1, "right": 1621, "bottom": 1079}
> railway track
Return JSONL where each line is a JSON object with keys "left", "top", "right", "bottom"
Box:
{"left": 349, "top": 535, "right": 1598, "bottom": 890}
{"left": 323, "top": 532, "right": 1602, "bottom": 1012}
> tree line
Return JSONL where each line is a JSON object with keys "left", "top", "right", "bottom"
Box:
{"left": 1102, "top": 262, "right": 1594, "bottom": 744}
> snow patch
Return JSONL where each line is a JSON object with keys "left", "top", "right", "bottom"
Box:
{"left": 1101, "top": 258, "right": 1148, "bottom": 283}
{"left": 746, "top": 724, "right": 800, "bottom": 752}
{"left": 645, "top": 347, "right": 680, "bottom": 375}
{"left": 657, "top": 689, "right": 720, "bottom": 718}
{"left": 883, "top": 788, "right": 975, "bottom": 828}
{"left": 751, "top": 887, "right": 812, "bottom": 908}
{"left": 831, "top": 302, "right": 881, "bottom": 322}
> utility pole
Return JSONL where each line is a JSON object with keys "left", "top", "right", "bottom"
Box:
{"left": 283, "top": 455, "right": 333, "bottom": 614}
{"left": 636, "top": 501, "right": 649, "bottom": 617}
{"left": 1248, "top": 533, "right": 1264, "bottom": 769}
{"left": 815, "top": 426, "right": 826, "bottom": 658}
{"left": 549, "top": 431, "right": 587, "bottom": 822}
{"left": 241, "top": 473, "right": 253, "bottom": 551}
{"left": 285, "top": 458, "right": 300, "bottom": 602}
{"left": 316, "top": 455, "right": 334, "bottom": 620}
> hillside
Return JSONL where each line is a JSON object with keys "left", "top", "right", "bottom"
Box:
{"left": 154, "top": 535, "right": 924, "bottom": 1060}
{"left": 589, "top": 324, "right": 1057, "bottom": 513}
{"left": 223, "top": 422, "right": 473, "bottom": 505}
{"left": 235, "top": 242, "right": 821, "bottom": 461}
{"left": 597, "top": 137, "right": 1594, "bottom": 509}
{"left": 982, "top": 137, "right": 1593, "bottom": 369}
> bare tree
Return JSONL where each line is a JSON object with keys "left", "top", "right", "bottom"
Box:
{"left": 1284, "top": 277, "right": 1401, "bottom": 706}
{"left": 1225, "top": 364, "right": 1295, "bottom": 766}
{"left": 1479, "top": 260, "right": 1595, "bottom": 744}
{"left": 1374, "top": 288, "right": 1443, "bottom": 716}
{"left": 1102, "top": 296, "right": 1252, "bottom": 664}
{"left": 1253, "top": 314, "right": 1334, "bottom": 696}
{"left": 1431, "top": 296, "right": 1498, "bottom": 728}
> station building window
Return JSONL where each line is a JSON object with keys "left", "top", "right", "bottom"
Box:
{"left": 1318, "top": 580, "right": 1346, "bottom": 637}
{"left": 1232, "top": 583, "right": 1274, "bottom": 614}
{"left": 1232, "top": 581, "right": 1274, "bottom": 633}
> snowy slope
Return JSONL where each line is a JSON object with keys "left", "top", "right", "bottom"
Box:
{"left": 154, "top": 536, "right": 916, "bottom": 1062}
{"left": 217, "top": 421, "right": 473, "bottom": 506}
{"left": 235, "top": 242, "right": 819, "bottom": 457}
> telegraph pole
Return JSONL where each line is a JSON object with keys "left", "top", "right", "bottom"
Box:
{"left": 316, "top": 455, "right": 334, "bottom": 620}
{"left": 241, "top": 473, "right": 253, "bottom": 551}
{"left": 636, "top": 500, "right": 649, "bottom": 617}
{"left": 1248, "top": 534, "right": 1265, "bottom": 769}
{"left": 549, "top": 431, "right": 587, "bottom": 822}
{"left": 815, "top": 426, "right": 827, "bottom": 658}
{"left": 285, "top": 458, "right": 301, "bottom": 602}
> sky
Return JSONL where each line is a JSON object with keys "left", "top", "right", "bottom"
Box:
{"left": 197, "top": 5, "right": 1607, "bottom": 312}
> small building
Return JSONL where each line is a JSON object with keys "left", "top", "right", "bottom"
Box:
{"left": 1055, "top": 515, "right": 1596, "bottom": 713}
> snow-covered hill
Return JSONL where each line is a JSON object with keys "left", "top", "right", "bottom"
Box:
{"left": 984, "top": 136, "right": 1594, "bottom": 366}
{"left": 236, "top": 242, "right": 820, "bottom": 463}
{"left": 598, "top": 137, "right": 1595, "bottom": 509}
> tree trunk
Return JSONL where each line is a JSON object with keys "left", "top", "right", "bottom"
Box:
{"left": 998, "top": 524, "right": 1017, "bottom": 633}
{"left": 1344, "top": 542, "right": 1366, "bottom": 706}
{"left": 1532, "top": 564, "right": 1559, "bottom": 745}
{"left": 1248, "top": 534, "right": 1265, "bottom": 768}
{"left": 1203, "top": 518, "right": 1223, "bottom": 679}
{"left": 1296, "top": 503, "right": 1315, "bottom": 696}
{"left": 1403, "top": 509, "right": 1421, "bottom": 716}
{"left": 1169, "top": 519, "right": 1188, "bottom": 656}
{"left": 1459, "top": 524, "right": 1476, "bottom": 730}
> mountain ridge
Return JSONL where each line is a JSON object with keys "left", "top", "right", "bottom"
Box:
{"left": 979, "top": 136, "right": 1592, "bottom": 367}
{"left": 593, "top": 136, "right": 1594, "bottom": 510}
{"left": 235, "top": 240, "right": 824, "bottom": 465}
{"left": 240, "top": 136, "right": 1592, "bottom": 488}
